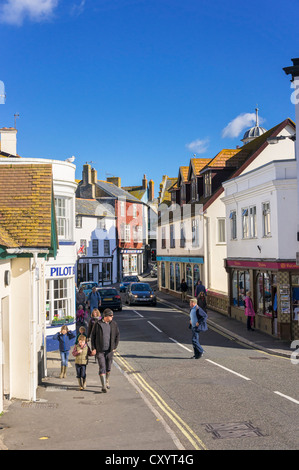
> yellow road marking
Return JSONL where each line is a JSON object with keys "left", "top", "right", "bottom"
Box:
{"left": 114, "top": 351, "right": 208, "bottom": 451}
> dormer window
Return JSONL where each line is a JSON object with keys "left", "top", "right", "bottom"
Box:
{"left": 204, "top": 172, "right": 212, "bottom": 197}
{"left": 191, "top": 177, "right": 197, "bottom": 200}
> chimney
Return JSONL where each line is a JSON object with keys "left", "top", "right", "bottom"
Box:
{"left": 149, "top": 179, "right": 154, "bottom": 201}
{"left": 82, "top": 164, "right": 91, "bottom": 185}
{"left": 91, "top": 168, "right": 97, "bottom": 184}
{"left": 0, "top": 127, "right": 17, "bottom": 155}
{"left": 142, "top": 174, "right": 147, "bottom": 190}
{"left": 80, "top": 164, "right": 95, "bottom": 198}
{"left": 107, "top": 176, "right": 121, "bottom": 187}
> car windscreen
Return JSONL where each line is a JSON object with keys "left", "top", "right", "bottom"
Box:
{"left": 83, "top": 284, "right": 96, "bottom": 289}
{"left": 123, "top": 277, "right": 138, "bottom": 282}
{"left": 131, "top": 284, "right": 151, "bottom": 291}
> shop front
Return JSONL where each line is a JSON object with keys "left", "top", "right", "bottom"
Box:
{"left": 77, "top": 256, "right": 115, "bottom": 285}
{"left": 157, "top": 256, "right": 204, "bottom": 298}
{"left": 226, "top": 259, "right": 299, "bottom": 340}
{"left": 120, "top": 249, "right": 144, "bottom": 277}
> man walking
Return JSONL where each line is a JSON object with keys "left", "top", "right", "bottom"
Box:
{"left": 189, "top": 298, "right": 207, "bottom": 359}
{"left": 88, "top": 286, "right": 101, "bottom": 312}
{"left": 91, "top": 309, "right": 120, "bottom": 392}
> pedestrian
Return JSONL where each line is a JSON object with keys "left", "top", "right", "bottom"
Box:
{"left": 244, "top": 291, "right": 255, "bottom": 331}
{"left": 76, "top": 325, "right": 87, "bottom": 344}
{"left": 87, "top": 308, "right": 101, "bottom": 340}
{"left": 195, "top": 280, "right": 206, "bottom": 297}
{"left": 76, "top": 287, "right": 87, "bottom": 310}
{"left": 180, "top": 278, "right": 188, "bottom": 302}
{"left": 72, "top": 334, "right": 93, "bottom": 390}
{"left": 87, "top": 286, "right": 101, "bottom": 313}
{"left": 53, "top": 325, "right": 76, "bottom": 378}
{"left": 87, "top": 308, "right": 101, "bottom": 363}
{"left": 76, "top": 304, "right": 88, "bottom": 335}
{"left": 189, "top": 298, "right": 208, "bottom": 359}
{"left": 91, "top": 308, "right": 120, "bottom": 393}
{"left": 197, "top": 291, "right": 207, "bottom": 312}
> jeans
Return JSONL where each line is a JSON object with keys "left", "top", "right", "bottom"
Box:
{"left": 97, "top": 351, "right": 114, "bottom": 375}
{"left": 76, "top": 364, "right": 87, "bottom": 379}
{"left": 60, "top": 350, "right": 70, "bottom": 366}
{"left": 191, "top": 327, "right": 204, "bottom": 357}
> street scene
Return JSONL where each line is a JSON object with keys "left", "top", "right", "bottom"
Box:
{"left": 0, "top": 0, "right": 299, "bottom": 454}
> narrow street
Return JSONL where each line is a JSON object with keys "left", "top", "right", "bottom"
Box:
{"left": 114, "top": 291, "right": 299, "bottom": 450}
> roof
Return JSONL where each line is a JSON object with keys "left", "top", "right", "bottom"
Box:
{"left": 202, "top": 148, "right": 249, "bottom": 170}
{"left": 96, "top": 180, "right": 142, "bottom": 203}
{"left": 76, "top": 198, "right": 115, "bottom": 217}
{"left": 0, "top": 164, "right": 57, "bottom": 250}
{"left": 189, "top": 157, "right": 212, "bottom": 178}
{"left": 122, "top": 185, "right": 147, "bottom": 200}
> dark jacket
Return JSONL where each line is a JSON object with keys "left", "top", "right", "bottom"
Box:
{"left": 91, "top": 319, "right": 120, "bottom": 353}
{"left": 197, "top": 296, "right": 207, "bottom": 312}
{"left": 180, "top": 281, "right": 188, "bottom": 292}
{"left": 195, "top": 306, "right": 208, "bottom": 332}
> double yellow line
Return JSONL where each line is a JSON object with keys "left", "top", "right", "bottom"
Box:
{"left": 114, "top": 351, "right": 208, "bottom": 451}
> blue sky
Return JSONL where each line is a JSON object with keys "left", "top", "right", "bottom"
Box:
{"left": 0, "top": 0, "right": 298, "bottom": 193}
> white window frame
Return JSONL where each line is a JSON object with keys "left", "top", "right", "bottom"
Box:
{"left": 262, "top": 202, "right": 271, "bottom": 237}
{"left": 125, "top": 224, "right": 130, "bottom": 242}
{"left": 229, "top": 210, "right": 237, "bottom": 240}
{"left": 217, "top": 218, "right": 226, "bottom": 243}
{"left": 55, "top": 197, "right": 70, "bottom": 239}
{"left": 192, "top": 219, "right": 199, "bottom": 247}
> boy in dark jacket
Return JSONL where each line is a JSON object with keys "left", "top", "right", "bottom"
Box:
{"left": 91, "top": 309, "right": 120, "bottom": 393}
{"left": 53, "top": 325, "right": 76, "bottom": 378}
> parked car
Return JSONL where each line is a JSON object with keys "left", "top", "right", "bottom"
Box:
{"left": 119, "top": 275, "right": 140, "bottom": 292}
{"left": 150, "top": 264, "right": 157, "bottom": 277}
{"left": 125, "top": 282, "right": 157, "bottom": 306}
{"left": 97, "top": 287, "right": 122, "bottom": 311}
{"left": 79, "top": 281, "right": 98, "bottom": 296}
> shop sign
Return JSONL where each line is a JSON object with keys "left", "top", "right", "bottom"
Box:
{"left": 226, "top": 260, "right": 299, "bottom": 270}
{"left": 49, "top": 266, "right": 75, "bottom": 277}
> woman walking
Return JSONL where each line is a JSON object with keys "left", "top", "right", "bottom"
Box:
{"left": 244, "top": 291, "right": 255, "bottom": 331}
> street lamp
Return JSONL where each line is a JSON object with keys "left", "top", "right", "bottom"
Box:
{"left": 283, "top": 58, "right": 299, "bottom": 243}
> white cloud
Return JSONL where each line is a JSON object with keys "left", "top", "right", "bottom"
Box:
{"left": 0, "top": 0, "right": 59, "bottom": 25}
{"left": 71, "top": 0, "right": 86, "bottom": 16}
{"left": 222, "top": 112, "right": 265, "bottom": 139}
{"left": 186, "top": 137, "right": 209, "bottom": 154}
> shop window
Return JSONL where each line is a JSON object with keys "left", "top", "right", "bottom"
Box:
{"left": 186, "top": 264, "right": 192, "bottom": 292}
{"left": 291, "top": 275, "right": 299, "bottom": 321}
{"left": 170, "top": 263, "right": 175, "bottom": 290}
{"left": 256, "top": 272, "right": 276, "bottom": 317}
{"left": 175, "top": 263, "right": 181, "bottom": 291}
{"left": 232, "top": 270, "right": 249, "bottom": 308}
{"left": 46, "top": 278, "right": 73, "bottom": 323}
{"left": 193, "top": 264, "right": 200, "bottom": 289}
{"left": 102, "top": 262, "right": 112, "bottom": 281}
{"left": 161, "top": 262, "right": 165, "bottom": 287}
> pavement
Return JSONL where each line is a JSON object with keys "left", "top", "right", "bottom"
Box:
{"left": 0, "top": 278, "right": 295, "bottom": 451}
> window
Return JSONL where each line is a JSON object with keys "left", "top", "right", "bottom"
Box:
{"left": 170, "top": 263, "right": 175, "bottom": 290}
{"left": 170, "top": 224, "right": 175, "bottom": 248}
{"left": 230, "top": 210, "right": 237, "bottom": 240}
{"left": 134, "top": 226, "right": 142, "bottom": 242}
{"left": 256, "top": 272, "right": 276, "bottom": 316}
{"left": 120, "top": 201, "right": 125, "bottom": 217}
{"left": 46, "top": 278, "right": 73, "bottom": 323}
{"left": 204, "top": 172, "right": 212, "bottom": 197}
{"left": 249, "top": 206, "right": 257, "bottom": 238}
{"left": 191, "top": 178, "right": 197, "bottom": 200}
{"left": 218, "top": 218, "right": 226, "bottom": 243}
{"left": 192, "top": 219, "right": 199, "bottom": 247}
{"left": 92, "top": 239, "right": 99, "bottom": 255}
{"left": 180, "top": 222, "right": 186, "bottom": 248}
{"left": 242, "top": 206, "right": 256, "bottom": 238}
{"left": 161, "top": 227, "right": 166, "bottom": 249}
{"left": 161, "top": 262, "right": 166, "bottom": 287}
{"left": 232, "top": 270, "right": 250, "bottom": 308}
{"left": 75, "top": 215, "right": 82, "bottom": 228}
{"left": 104, "top": 239, "right": 110, "bottom": 255}
{"left": 242, "top": 208, "right": 249, "bottom": 238}
{"left": 125, "top": 224, "right": 130, "bottom": 242}
{"left": 175, "top": 263, "right": 181, "bottom": 291}
{"left": 262, "top": 202, "right": 271, "bottom": 237}
{"left": 97, "top": 218, "right": 106, "bottom": 230}
{"left": 55, "top": 197, "right": 70, "bottom": 239}
{"left": 133, "top": 204, "right": 137, "bottom": 218}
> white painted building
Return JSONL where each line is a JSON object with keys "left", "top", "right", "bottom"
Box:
{"left": 74, "top": 198, "right": 117, "bottom": 285}
{"left": 222, "top": 159, "right": 299, "bottom": 340}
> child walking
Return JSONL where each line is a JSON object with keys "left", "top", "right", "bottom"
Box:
{"left": 72, "top": 335, "right": 92, "bottom": 390}
{"left": 53, "top": 325, "right": 76, "bottom": 378}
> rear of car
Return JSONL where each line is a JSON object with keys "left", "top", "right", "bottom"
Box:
{"left": 119, "top": 275, "right": 140, "bottom": 292}
{"left": 98, "top": 288, "right": 122, "bottom": 311}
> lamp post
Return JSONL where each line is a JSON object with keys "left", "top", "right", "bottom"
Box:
{"left": 283, "top": 59, "right": 299, "bottom": 243}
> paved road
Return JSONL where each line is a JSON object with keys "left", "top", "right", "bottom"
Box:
{"left": 115, "top": 297, "right": 299, "bottom": 450}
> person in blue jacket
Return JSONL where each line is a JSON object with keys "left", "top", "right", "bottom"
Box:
{"left": 53, "top": 325, "right": 76, "bottom": 378}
